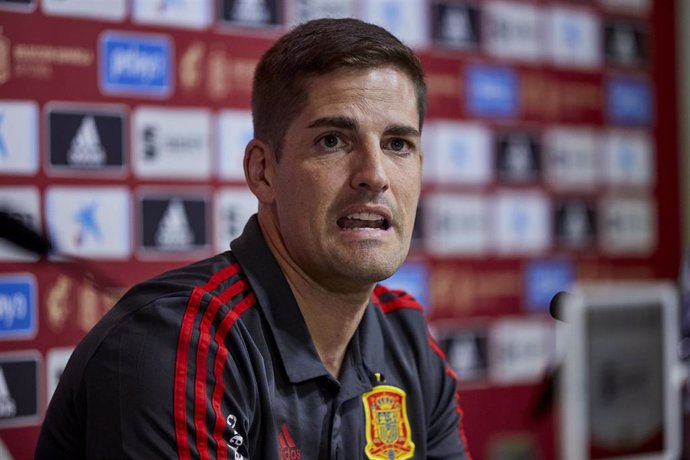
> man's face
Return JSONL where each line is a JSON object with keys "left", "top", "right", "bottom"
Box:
{"left": 267, "top": 66, "right": 422, "bottom": 292}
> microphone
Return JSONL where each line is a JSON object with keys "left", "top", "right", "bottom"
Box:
{"left": 0, "top": 210, "right": 53, "bottom": 256}
{"left": 530, "top": 291, "right": 573, "bottom": 421}
{"left": 0, "top": 208, "right": 121, "bottom": 290}
{"left": 549, "top": 291, "right": 573, "bottom": 322}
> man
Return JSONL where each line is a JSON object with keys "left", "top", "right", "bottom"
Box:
{"left": 37, "top": 18, "right": 471, "bottom": 459}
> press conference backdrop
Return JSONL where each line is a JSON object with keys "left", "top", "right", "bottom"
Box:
{"left": 0, "top": 0, "right": 680, "bottom": 459}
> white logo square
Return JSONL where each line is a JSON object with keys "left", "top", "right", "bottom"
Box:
{"left": 423, "top": 121, "right": 492, "bottom": 185}
{"left": 45, "top": 186, "right": 131, "bottom": 259}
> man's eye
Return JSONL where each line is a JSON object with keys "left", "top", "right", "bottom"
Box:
{"left": 389, "top": 138, "right": 408, "bottom": 151}
{"left": 320, "top": 134, "right": 340, "bottom": 149}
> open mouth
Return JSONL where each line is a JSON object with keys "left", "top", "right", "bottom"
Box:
{"left": 337, "top": 212, "right": 390, "bottom": 230}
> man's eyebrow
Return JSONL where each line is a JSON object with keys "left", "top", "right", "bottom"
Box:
{"left": 307, "top": 117, "right": 421, "bottom": 138}
{"left": 384, "top": 125, "right": 421, "bottom": 138}
{"left": 307, "top": 116, "right": 357, "bottom": 130}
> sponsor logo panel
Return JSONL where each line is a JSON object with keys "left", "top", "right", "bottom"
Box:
{"left": 0, "top": 0, "right": 35, "bottom": 12}
{"left": 430, "top": 264, "right": 522, "bottom": 316}
{"left": 604, "top": 19, "right": 647, "bottom": 67}
{"left": 214, "top": 188, "right": 257, "bottom": 253}
{"left": 133, "top": 0, "right": 212, "bottom": 29}
{"left": 219, "top": 0, "right": 281, "bottom": 27}
{"left": 438, "top": 327, "right": 489, "bottom": 382}
{"left": 0, "top": 32, "right": 8, "bottom": 86}
{"left": 495, "top": 131, "right": 541, "bottom": 183}
{"left": 554, "top": 198, "right": 598, "bottom": 249}
{"left": 424, "top": 193, "right": 489, "bottom": 256}
{"left": 431, "top": 1, "right": 480, "bottom": 49}
{"left": 361, "top": 0, "right": 429, "bottom": 49}
{"left": 488, "top": 318, "right": 554, "bottom": 384}
{"left": 45, "top": 274, "right": 119, "bottom": 334}
{"left": 603, "top": 130, "right": 653, "bottom": 187}
{"left": 47, "top": 105, "right": 126, "bottom": 174}
{"left": 0, "top": 187, "right": 41, "bottom": 261}
{"left": 217, "top": 110, "right": 253, "bottom": 181}
{"left": 2, "top": 36, "right": 94, "bottom": 85}
{"left": 138, "top": 192, "right": 209, "bottom": 255}
{"left": 599, "top": 0, "right": 650, "bottom": 14}
{"left": 46, "top": 347, "right": 73, "bottom": 403}
{"left": 289, "top": 0, "right": 355, "bottom": 25}
{"left": 0, "top": 274, "right": 36, "bottom": 340}
{"left": 546, "top": 7, "right": 602, "bottom": 69}
{"left": 42, "top": 0, "right": 125, "bottom": 20}
{"left": 133, "top": 106, "right": 211, "bottom": 179}
{"left": 493, "top": 191, "right": 550, "bottom": 254}
{"left": 45, "top": 186, "right": 131, "bottom": 259}
{"left": 466, "top": 65, "right": 519, "bottom": 117}
{"left": 599, "top": 196, "right": 656, "bottom": 254}
{"left": 484, "top": 1, "right": 543, "bottom": 62}
{"left": 544, "top": 127, "right": 600, "bottom": 190}
{"left": 0, "top": 351, "right": 40, "bottom": 427}
{"left": 100, "top": 32, "right": 173, "bottom": 97}
{"left": 523, "top": 259, "right": 574, "bottom": 313}
{"left": 607, "top": 77, "right": 653, "bottom": 125}
{"left": 423, "top": 121, "right": 492, "bottom": 185}
{"left": 178, "top": 41, "right": 206, "bottom": 94}
{"left": 0, "top": 100, "right": 38, "bottom": 175}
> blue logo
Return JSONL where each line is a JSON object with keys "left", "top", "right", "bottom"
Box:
{"left": 0, "top": 275, "right": 36, "bottom": 339}
{"left": 450, "top": 138, "right": 469, "bottom": 168}
{"left": 524, "top": 260, "right": 573, "bottom": 313}
{"left": 0, "top": 113, "right": 6, "bottom": 158}
{"left": 75, "top": 202, "right": 102, "bottom": 246}
{"left": 160, "top": 0, "right": 185, "bottom": 12}
{"left": 563, "top": 20, "right": 583, "bottom": 51}
{"left": 382, "top": 1, "right": 402, "bottom": 37}
{"left": 466, "top": 65, "right": 518, "bottom": 117}
{"left": 383, "top": 262, "right": 430, "bottom": 309}
{"left": 607, "top": 77, "right": 653, "bottom": 125}
{"left": 100, "top": 32, "right": 173, "bottom": 97}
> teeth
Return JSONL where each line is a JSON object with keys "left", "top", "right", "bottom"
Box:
{"left": 346, "top": 212, "right": 384, "bottom": 221}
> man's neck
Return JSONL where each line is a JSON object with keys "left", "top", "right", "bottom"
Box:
{"left": 284, "top": 275, "right": 371, "bottom": 378}
{"left": 258, "top": 215, "right": 373, "bottom": 378}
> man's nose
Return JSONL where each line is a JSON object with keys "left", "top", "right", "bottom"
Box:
{"left": 350, "top": 142, "right": 390, "bottom": 193}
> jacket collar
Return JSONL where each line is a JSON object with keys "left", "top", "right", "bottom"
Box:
{"left": 231, "top": 215, "right": 387, "bottom": 388}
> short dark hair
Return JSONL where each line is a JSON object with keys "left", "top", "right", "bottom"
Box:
{"left": 251, "top": 18, "right": 427, "bottom": 159}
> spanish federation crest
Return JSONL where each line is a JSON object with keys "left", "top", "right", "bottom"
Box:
{"left": 362, "top": 385, "right": 415, "bottom": 460}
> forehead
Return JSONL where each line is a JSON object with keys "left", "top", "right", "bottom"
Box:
{"left": 300, "top": 67, "right": 419, "bottom": 124}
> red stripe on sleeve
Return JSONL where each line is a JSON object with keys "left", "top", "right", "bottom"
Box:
{"left": 193, "top": 279, "right": 248, "bottom": 460}
{"left": 210, "top": 292, "right": 257, "bottom": 460}
{"left": 174, "top": 287, "right": 204, "bottom": 460}
{"left": 174, "top": 263, "right": 241, "bottom": 459}
{"left": 427, "top": 334, "right": 473, "bottom": 460}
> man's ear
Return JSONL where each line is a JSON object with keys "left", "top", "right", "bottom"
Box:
{"left": 244, "top": 138, "right": 276, "bottom": 204}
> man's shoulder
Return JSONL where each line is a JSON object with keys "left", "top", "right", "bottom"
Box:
{"left": 72, "top": 251, "right": 254, "bottom": 367}
{"left": 121, "top": 250, "right": 251, "bottom": 316}
{"left": 372, "top": 284, "right": 425, "bottom": 314}
{"left": 370, "top": 284, "right": 430, "bottom": 341}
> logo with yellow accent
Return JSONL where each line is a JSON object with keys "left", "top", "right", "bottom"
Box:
{"left": 362, "top": 385, "right": 415, "bottom": 460}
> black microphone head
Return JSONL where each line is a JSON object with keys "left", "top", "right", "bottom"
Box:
{"left": 0, "top": 210, "right": 53, "bottom": 256}
{"left": 549, "top": 291, "right": 573, "bottom": 322}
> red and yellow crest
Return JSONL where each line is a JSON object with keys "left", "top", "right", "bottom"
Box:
{"left": 362, "top": 385, "right": 415, "bottom": 460}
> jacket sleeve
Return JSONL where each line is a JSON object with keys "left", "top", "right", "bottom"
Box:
{"left": 426, "top": 334, "right": 473, "bottom": 460}
{"left": 37, "top": 293, "right": 261, "bottom": 460}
